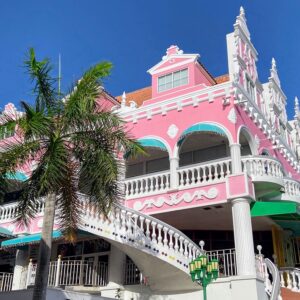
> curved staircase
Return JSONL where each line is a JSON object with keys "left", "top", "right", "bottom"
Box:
{"left": 78, "top": 198, "right": 202, "bottom": 292}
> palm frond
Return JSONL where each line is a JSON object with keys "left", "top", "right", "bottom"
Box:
{"left": 24, "top": 48, "right": 57, "bottom": 113}
{"left": 63, "top": 62, "right": 112, "bottom": 126}
{"left": 56, "top": 159, "right": 81, "bottom": 242}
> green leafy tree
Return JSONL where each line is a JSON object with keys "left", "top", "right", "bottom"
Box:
{"left": 0, "top": 49, "right": 141, "bottom": 300}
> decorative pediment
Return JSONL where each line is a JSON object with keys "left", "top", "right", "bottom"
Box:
{"left": 148, "top": 45, "right": 199, "bottom": 75}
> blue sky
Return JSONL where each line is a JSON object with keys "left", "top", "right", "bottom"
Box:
{"left": 0, "top": 0, "right": 299, "bottom": 119}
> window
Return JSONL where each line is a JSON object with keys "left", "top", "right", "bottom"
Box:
{"left": 158, "top": 68, "right": 188, "bottom": 92}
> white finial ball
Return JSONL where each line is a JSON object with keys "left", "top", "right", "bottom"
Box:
{"left": 199, "top": 240, "right": 205, "bottom": 248}
{"left": 257, "top": 245, "right": 262, "bottom": 253}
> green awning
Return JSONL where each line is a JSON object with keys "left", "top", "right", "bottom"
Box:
{"left": 178, "top": 123, "right": 227, "bottom": 145}
{"left": 124, "top": 138, "right": 167, "bottom": 159}
{"left": 138, "top": 138, "right": 167, "bottom": 151}
{"left": 1, "top": 230, "right": 62, "bottom": 248}
{"left": 251, "top": 201, "right": 299, "bottom": 217}
{"left": 0, "top": 227, "right": 15, "bottom": 238}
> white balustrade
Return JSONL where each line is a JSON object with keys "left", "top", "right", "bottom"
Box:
{"left": 79, "top": 202, "right": 202, "bottom": 273}
{"left": 284, "top": 178, "right": 300, "bottom": 197}
{"left": 0, "top": 272, "right": 13, "bottom": 292}
{"left": 280, "top": 268, "right": 300, "bottom": 293}
{"left": 27, "top": 259, "right": 108, "bottom": 288}
{"left": 125, "top": 171, "right": 170, "bottom": 197}
{"left": 242, "top": 156, "right": 284, "bottom": 181}
{"left": 255, "top": 246, "right": 282, "bottom": 300}
{"left": 206, "top": 248, "right": 237, "bottom": 277}
{"left": 178, "top": 158, "right": 231, "bottom": 188}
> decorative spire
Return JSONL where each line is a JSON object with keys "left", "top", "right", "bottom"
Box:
{"left": 269, "top": 57, "right": 281, "bottom": 87}
{"left": 240, "top": 6, "right": 245, "bottom": 17}
{"left": 295, "top": 97, "right": 299, "bottom": 120}
{"left": 121, "top": 91, "right": 126, "bottom": 107}
{"left": 271, "top": 57, "right": 277, "bottom": 72}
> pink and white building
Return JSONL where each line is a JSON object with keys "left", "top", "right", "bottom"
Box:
{"left": 0, "top": 7, "right": 299, "bottom": 300}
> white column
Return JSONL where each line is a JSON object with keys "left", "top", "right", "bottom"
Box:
{"left": 230, "top": 143, "right": 256, "bottom": 276}
{"left": 232, "top": 198, "right": 256, "bottom": 276}
{"left": 12, "top": 249, "right": 28, "bottom": 290}
{"left": 169, "top": 157, "right": 179, "bottom": 189}
{"left": 230, "top": 143, "right": 242, "bottom": 173}
{"left": 108, "top": 245, "right": 126, "bottom": 286}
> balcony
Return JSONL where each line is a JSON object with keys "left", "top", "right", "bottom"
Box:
{"left": 124, "top": 155, "right": 286, "bottom": 199}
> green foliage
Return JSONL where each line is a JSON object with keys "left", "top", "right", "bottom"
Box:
{"left": 0, "top": 48, "right": 143, "bottom": 240}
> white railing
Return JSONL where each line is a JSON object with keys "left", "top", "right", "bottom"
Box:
{"left": 280, "top": 268, "right": 300, "bottom": 292}
{"left": 255, "top": 246, "right": 281, "bottom": 300}
{"left": 242, "top": 156, "right": 284, "bottom": 181}
{"left": 125, "top": 171, "right": 170, "bottom": 198}
{"left": 0, "top": 199, "right": 45, "bottom": 223}
{"left": 206, "top": 248, "right": 237, "bottom": 277}
{"left": 79, "top": 203, "right": 202, "bottom": 274}
{"left": 178, "top": 158, "right": 231, "bottom": 188}
{"left": 0, "top": 272, "right": 13, "bottom": 292}
{"left": 124, "top": 260, "right": 145, "bottom": 285}
{"left": 284, "top": 178, "right": 300, "bottom": 197}
{"left": 27, "top": 257, "right": 108, "bottom": 287}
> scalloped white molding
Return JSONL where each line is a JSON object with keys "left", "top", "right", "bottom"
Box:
{"left": 133, "top": 187, "right": 218, "bottom": 211}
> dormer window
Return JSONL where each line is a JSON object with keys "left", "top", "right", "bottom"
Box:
{"left": 158, "top": 68, "right": 188, "bottom": 92}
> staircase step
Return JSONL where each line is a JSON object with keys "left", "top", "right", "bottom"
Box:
{"left": 281, "top": 288, "right": 300, "bottom": 300}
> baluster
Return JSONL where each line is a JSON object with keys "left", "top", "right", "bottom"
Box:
{"left": 188, "top": 244, "right": 193, "bottom": 260}
{"left": 133, "top": 180, "right": 137, "bottom": 195}
{"left": 174, "top": 233, "right": 179, "bottom": 253}
{"left": 184, "top": 240, "right": 188, "bottom": 258}
{"left": 126, "top": 212, "right": 132, "bottom": 237}
{"left": 157, "top": 224, "right": 163, "bottom": 246}
{"left": 208, "top": 165, "right": 212, "bottom": 181}
{"left": 280, "top": 271, "right": 285, "bottom": 287}
{"left": 292, "top": 271, "right": 298, "bottom": 292}
{"left": 163, "top": 227, "right": 169, "bottom": 248}
{"left": 151, "top": 222, "right": 157, "bottom": 243}
{"left": 149, "top": 177, "right": 153, "bottom": 192}
{"left": 121, "top": 210, "right": 127, "bottom": 234}
{"left": 168, "top": 230, "right": 174, "bottom": 250}
{"left": 132, "top": 214, "right": 138, "bottom": 237}
{"left": 125, "top": 182, "right": 129, "bottom": 197}
{"left": 179, "top": 171, "right": 184, "bottom": 185}
{"left": 179, "top": 237, "right": 184, "bottom": 255}
{"left": 287, "top": 271, "right": 292, "bottom": 289}
{"left": 220, "top": 163, "right": 224, "bottom": 178}
{"left": 191, "top": 168, "right": 195, "bottom": 185}
{"left": 145, "top": 219, "right": 151, "bottom": 239}
{"left": 296, "top": 272, "right": 300, "bottom": 291}
{"left": 139, "top": 216, "right": 145, "bottom": 234}
{"left": 166, "top": 174, "right": 170, "bottom": 189}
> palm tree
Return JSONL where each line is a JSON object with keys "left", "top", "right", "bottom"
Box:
{"left": 0, "top": 49, "right": 141, "bottom": 300}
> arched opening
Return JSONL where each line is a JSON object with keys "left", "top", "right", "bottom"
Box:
{"left": 178, "top": 124, "right": 230, "bottom": 167}
{"left": 238, "top": 127, "right": 255, "bottom": 156}
{"left": 125, "top": 138, "right": 170, "bottom": 178}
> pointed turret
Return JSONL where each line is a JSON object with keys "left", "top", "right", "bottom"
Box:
{"left": 121, "top": 91, "right": 126, "bottom": 108}
{"left": 295, "top": 97, "right": 299, "bottom": 120}
{"left": 269, "top": 57, "right": 281, "bottom": 87}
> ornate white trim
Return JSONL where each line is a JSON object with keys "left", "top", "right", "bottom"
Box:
{"left": 133, "top": 187, "right": 218, "bottom": 211}
{"left": 228, "top": 108, "right": 237, "bottom": 124}
{"left": 167, "top": 124, "right": 179, "bottom": 139}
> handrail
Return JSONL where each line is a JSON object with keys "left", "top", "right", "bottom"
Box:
{"left": 265, "top": 258, "right": 281, "bottom": 300}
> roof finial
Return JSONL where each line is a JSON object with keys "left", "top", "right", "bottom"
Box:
{"left": 240, "top": 6, "right": 245, "bottom": 17}
{"left": 295, "top": 96, "right": 299, "bottom": 119}
{"left": 271, "top": 57, "right": 277, "bottom": 71}
{"left": 121, "top": 91, "right": 126, "bottom": 107}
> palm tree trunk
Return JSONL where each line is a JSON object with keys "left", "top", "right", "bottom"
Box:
{"left": 32, "top": 193, "right": 56, "bottom": 300}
